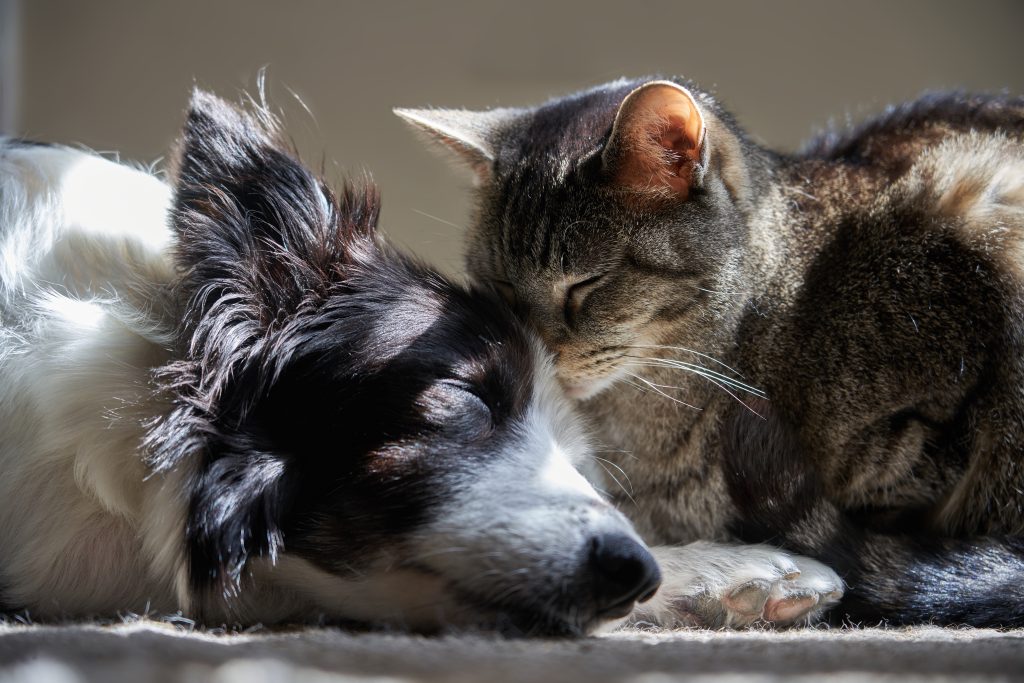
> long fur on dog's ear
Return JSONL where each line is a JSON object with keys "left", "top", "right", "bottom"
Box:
{"left": 149, "top": 90, "right": 382, "bottom": 600}
{"left": 170, "top": 89, "right": 381, "bottom": 411}
{"left": 173, "top": 89, "right": 380, "bottom": 331}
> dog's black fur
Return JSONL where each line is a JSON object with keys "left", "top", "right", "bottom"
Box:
{"left": 150, "top": 92, "right": 536, "bottom": 599}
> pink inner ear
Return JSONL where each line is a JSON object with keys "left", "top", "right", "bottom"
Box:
{"left": 608, "top": 83, "right": 705, "bottom": 199}
{"left": 659, "top": 117, "right": 700, "bottom": 173}
{"left": 661, "top": 118, "right": 700, "bottom": 153}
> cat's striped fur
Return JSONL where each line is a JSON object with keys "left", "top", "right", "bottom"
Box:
{"left": 399, "top": 79, "right": 1024, "bottom": 626}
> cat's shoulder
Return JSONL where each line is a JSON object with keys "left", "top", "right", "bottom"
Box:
{"left": 895, "top": 127, "right": 1024, "bottom": 268}
{"left": 776, "top": 94, "right": 1024, "bottom": 299}
{"left": 802, "top": 91, "right": 1024, "bottom": 164}
{"left": 797, "top": 93, "right": 1024, "bottom": 267}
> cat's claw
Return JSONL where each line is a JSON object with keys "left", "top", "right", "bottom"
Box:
{"left": 625, "top": 542, "right": 843, "bottom": 630}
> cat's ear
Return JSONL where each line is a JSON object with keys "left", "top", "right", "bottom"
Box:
{"left": 602, "top": 81, "right": 708, "bottom": 199}
{"left": 394, "top": 107, "right": 519, "bottom": 179}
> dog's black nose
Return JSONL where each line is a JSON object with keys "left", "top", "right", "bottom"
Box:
{"left": 588, "top": 533, "right": 661, "bottom": 618}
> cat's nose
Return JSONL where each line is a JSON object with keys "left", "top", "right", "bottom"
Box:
{"left": 588, "top": 533, "right": 661, "bottom": 618}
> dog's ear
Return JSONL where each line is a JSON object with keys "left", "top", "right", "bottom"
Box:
{"left": 168, "top": 91, "right": 372, "bottom": 599}
{"left": 185, "top": 445, "right": 293, "bottom": 600}
{"left": 172, "top": 89, "right": 379, "bottom": 327}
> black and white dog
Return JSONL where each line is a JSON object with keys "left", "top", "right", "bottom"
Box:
{"left": 0, "top": 91, "right": 662, "bottom": 634}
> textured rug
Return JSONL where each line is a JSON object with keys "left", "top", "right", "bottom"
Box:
{"left": 1, "top": 621, "right": 1022, "bottom": 683}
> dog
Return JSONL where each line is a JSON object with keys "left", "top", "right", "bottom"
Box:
{"left": 0, "top": 90, "right": 661, "bottom": 635}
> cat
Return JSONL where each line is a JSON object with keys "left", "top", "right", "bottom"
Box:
{"left": 397, "top": 77, "right": 1024, "bottom": 627}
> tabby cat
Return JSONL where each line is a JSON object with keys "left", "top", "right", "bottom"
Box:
{"left": 397, "top": 78, "right": 1024, "bottom": 627}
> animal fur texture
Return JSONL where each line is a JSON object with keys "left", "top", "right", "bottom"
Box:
{"left": 0, "top": 92, "right": 674, "bottom": 635}
{"left": 398, "top": 78, "right": 1024, "bottom": 627}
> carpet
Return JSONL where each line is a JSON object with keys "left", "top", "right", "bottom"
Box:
{"left": 1, "top": 621, "right": 1021, "bottom": 683}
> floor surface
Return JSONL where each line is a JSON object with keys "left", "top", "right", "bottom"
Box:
{"left": 1, "top": 621, "right": 1022, "bottom": 682}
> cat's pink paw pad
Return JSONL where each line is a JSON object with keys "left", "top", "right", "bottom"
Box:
{"left": 626, "top": 543, "right": 844, "bottom": 630}
{"left": 723, "top": 579, "right": 772, "bottom": 618}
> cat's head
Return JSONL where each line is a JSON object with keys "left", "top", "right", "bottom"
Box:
{"left": 398, "top": 78, "right": 762, "bottom": 399}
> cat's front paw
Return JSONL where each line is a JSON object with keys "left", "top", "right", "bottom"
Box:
{"left": 627, "top": 542, "right": 843, "bottom": 629}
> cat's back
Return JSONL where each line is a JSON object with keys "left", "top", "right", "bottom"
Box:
{"left": 788, "top": 93, "right": 1024, "bottom": 272}
{"left": 867, "top": 97, "right": 1024, "bottom": 286}
{"left": 762, "top": 94, "right": 1024, "bottom": 530}
{"left": 802, "top": 92, "right": 1024, "bottom": 171}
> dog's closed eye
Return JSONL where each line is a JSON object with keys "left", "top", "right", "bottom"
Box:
{"left": 419, "top": 380, "right": 495, "bottom": 438}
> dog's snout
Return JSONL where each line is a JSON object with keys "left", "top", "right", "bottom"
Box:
{"left": 588, "top": 533, "right": 661, "bottom": 618}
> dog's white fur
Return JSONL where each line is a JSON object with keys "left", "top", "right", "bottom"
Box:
{"left": 0, "top": 141, "right": 656, "bottom": 627}
{"left": 0, "top": 143, "right": 192, "bottom": 618}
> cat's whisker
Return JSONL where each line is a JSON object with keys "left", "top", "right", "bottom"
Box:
{"left": 589, "top": 455, "right": 635, "bottom": 497}
{"left": 593, "top": 447, "right": 639, "bottom": 461}
{"left": 695, "top": 286, "right": 755, "bottom": 297}
{"left": 623, "top": 371, "right": 703, "bottom": 411}
{"left": 658, "top": 362, "right": 766, "bottom": 398}
{"left": 626, "top": 356, "right": 767, "bottom": 398}
{"left": 626, "top": 343, "right": 746, "bottom": 378}
{"left": 624, "top": 375, "right": 691, "bottom": 393}
{"left": 589, "top": 456, "right": 636, "bottom": 506}
{"left": 622, "top": 378, "right": 660, "bottom": 404}
{"left": 627, "top": 356, "right": 765, "bottom": 396}
{"left": 591, "top": 456, "right": 633, "bottom": 492}
{"left": 785, "top": 185, "right": 820, "bottom": 202}
{"left": 625, "top": 361, "right": 765, "bottom": 419}
{"left": 629, "top": 363, "right": 760, "bottom": 419}
{"left": 411, "top": 208, "right": 465, "bottom": 231}
{"left": 622, "top": 377, "right": 659, "bottom": 398}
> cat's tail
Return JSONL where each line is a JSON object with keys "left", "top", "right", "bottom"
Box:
{"left": 723, "top": 400, "right": 1024, "bottom": 627}
{"left": 821, "top": 531, "right": 1024, "bottom": 627}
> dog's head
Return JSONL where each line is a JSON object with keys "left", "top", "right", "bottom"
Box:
{"left": 147, "top": 91, "right": 658, "bottom": 635}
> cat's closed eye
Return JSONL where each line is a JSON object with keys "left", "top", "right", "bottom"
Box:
{"left": 564, "top": 273, "right": 606, "bottom": 325}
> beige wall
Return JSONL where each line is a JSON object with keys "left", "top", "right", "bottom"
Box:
{"left": 11, "top": 0, "right": 1024, "bottom": 273}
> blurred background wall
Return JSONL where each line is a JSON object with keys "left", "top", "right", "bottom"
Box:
{"left": 3, "top": 0, "right": 1023, "bottom": 273}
